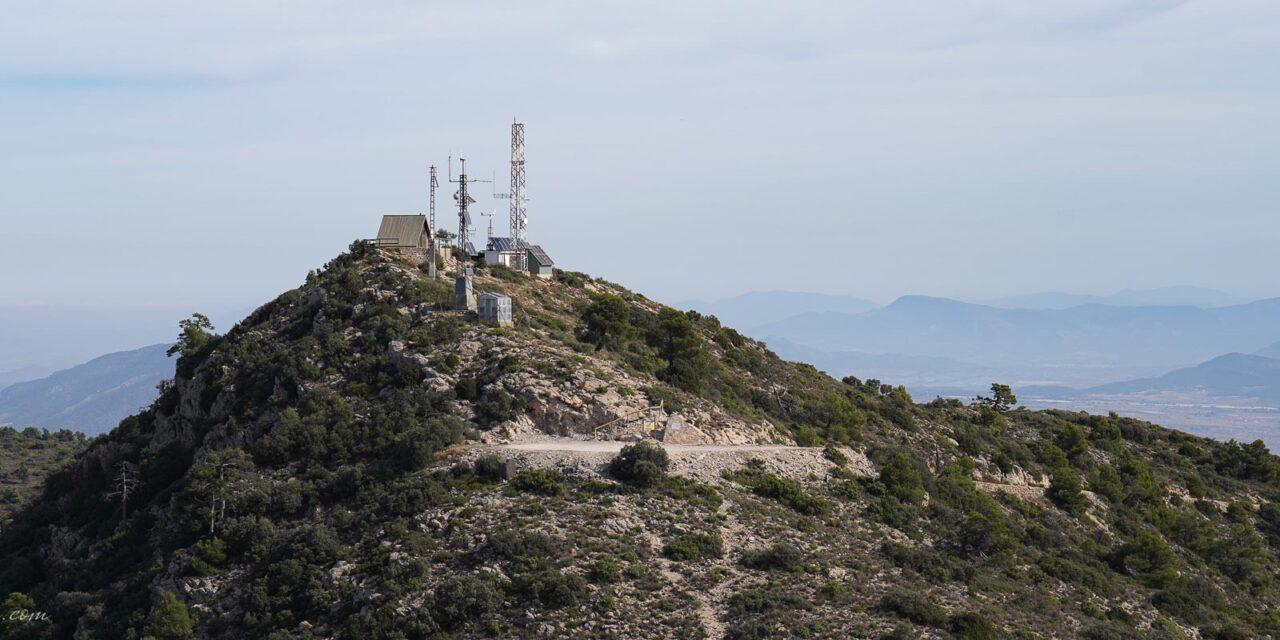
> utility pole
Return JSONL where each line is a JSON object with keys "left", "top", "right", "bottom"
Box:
{"left": 426, "top": 165, "right": 440, "bottom": 279}
{"left": 429, "top": 165, "right": 439, "bottom": 233}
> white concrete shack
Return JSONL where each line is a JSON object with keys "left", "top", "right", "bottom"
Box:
{"left": 477, "top": 292, "right": 513, "bottom": 326}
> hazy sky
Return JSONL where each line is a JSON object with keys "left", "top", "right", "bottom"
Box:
{"left": 3, "top": 0, "right": 1279, "bottom": 311}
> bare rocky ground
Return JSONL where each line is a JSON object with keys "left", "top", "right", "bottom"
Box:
{"left": 468, "top": 438, "right": 876, "bottom": 485}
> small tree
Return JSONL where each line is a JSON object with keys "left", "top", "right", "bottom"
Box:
{"left": 577, "top": 293, "right": 633, "bottom": 350}
{"left": 1047, "top": 467, "right": 1088, "bottom": 515}
{"left": 975, "top": 383, "right": 1017, "bottom": 412}
{"left": 654, "top": 308, "right": 708, "bottom": 393}
{"left": 2, "top": 592, "right": 50, "bottom": 639}
{"left": 167, "top": 313, "right": 216, "bottom": 358}
{"left": 108, "top": 461, "right": 140, "bottom": 519}
{"left": 879, "top": 452, "right": 925, "bottom": 506}
{"left": 146, "top": 592, "right": 194, "bottom": 640}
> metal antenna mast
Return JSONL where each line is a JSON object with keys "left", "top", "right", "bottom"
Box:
{"left": 428, "top": 165, "right": 439, "bottom": 232}
{"left": 449, "top": 156, "right": 490, "bottom": 260}
{"left": 509, "top": 121, "right": 528, "bottom": 271}
{"left": 493, "top": 120, "right": 528, "bottom": 271}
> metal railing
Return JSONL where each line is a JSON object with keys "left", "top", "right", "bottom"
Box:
{"left": 593, "top": 405, "right": 665, "bottom": 436}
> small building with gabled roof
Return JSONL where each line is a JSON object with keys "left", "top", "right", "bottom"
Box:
{"left": 526, "top": 245, "right": 554, "bottom": 278}
{"left": 375, "top": 214, "right": 431, "bottom": 249}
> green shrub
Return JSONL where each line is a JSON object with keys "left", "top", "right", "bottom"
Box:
{"left": 663, "top": 532, "right": 724, "bottom": 561}
{"left": 1111, "top": 532, "right": 1178, "bottom": 588}
{"left": 880, "top": 589, "right": 946, "bottom": 627}
{"left": 472, "top": 455, "right": 506, "bottom": 481}
{"left": 146, "top": 592, "right": 195, "bottom": 640}
{"left": 189, "top": 537, "right": 227, "bottom": 576}
{"left": 866, "top": 494, "right": 920, "bottom": 531}
{"left": 432, "top": 575, "right": 502, "bottom": 629}
{"left": 644, "top": 386, "right": 687, "bottom": 413}
{"left": 608, "top": 441, "right": 671, "bottom": 488}
{"left": 879, "top": 452, "right": 925, "bottom": 506}
{"left": 793, "top": 426, "right": 822, "bottom": 447}
{"left": 577, "top": 293, "right": 633, "bottom": 350}
{"left": 726, "top": 588, "right": 808, "bottom": 617}
{"left": 725, "top": 620, "right": 776, "bottom": 640}
{"left": 955, "top": 508, "right": 1018, "bottom": 556}
{"left": 823, "top": 444, "right": 849, "bottom": 465}
{"left": 740, "top": 543, "right": 804, "bottom": 572}
{"left": 475, "top": 387, "right": 525, "bottom": 425}
{"left": 588, "top": 558, "right": 623, "bottom": 583}
{"left": 1047, "top": 466, "right": 1088, "bottom": 515}
{"left": 649, "top": 308, "right": 708, "bottom": 393}
{"left": 747, "top": 472, "right": 831, "bottom": 516}
{"left": 511, "top": 569, "right": 587, "bottom": 608}
{"left": 454, "top": 377, "right": 478, "bottom": 400}
{"left": 948, "top": 612, "right": 998, "bottom": 639}
{"left": 1091, "top": 465, "right": 1124, "bottom": 503}
{"left": 480, "top": 530, "right": 559, "bottom": 564}
{"left": 510, "top": 469, "right": 568, "bottom": 496}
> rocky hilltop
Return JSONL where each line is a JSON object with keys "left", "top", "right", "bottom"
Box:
{"left": 3, "top": 242, "right": 1280, "bottom": 639}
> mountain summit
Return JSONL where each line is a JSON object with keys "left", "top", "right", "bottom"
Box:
{"left": 4, "top": 242, "right": 1280, "bottom": 639}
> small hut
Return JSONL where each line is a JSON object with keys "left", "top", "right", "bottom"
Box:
{"left": 478, "top": 292, "right": 513, "bottom": 327}
{"left": 527, "top": 245, "right": 555, "bottom": 278}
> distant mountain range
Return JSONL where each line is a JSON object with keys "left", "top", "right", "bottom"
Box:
{"left": 1258, "top": 341, "right": 1280, "bottom": 359}
{"left": 0, "top": 365, "right": 53, "bottom": 392}
{"left": 681, "top": 291, "right": 878, "bottom": 331}
{"left": 981, "top": 285, "right": 1248, "bottom": 310}
{"left": 0, "top": 303, "right": 247, "bottom": 379}
{"left": 0, "top": 344, "right": 173, "bottom": 435}
{"left": 1086, "top": 352, "right": 1280, "bottom": 403}
{"left": 763, "top": 338, "right": 995, "bottom": 387}
{"left": 755, "top": 295, "right": 1280, "bottom": 387}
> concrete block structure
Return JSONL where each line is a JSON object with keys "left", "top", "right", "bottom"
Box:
{"left": 478, "top": 292, "right": 513, "bottom": 326}
{"left": 453, "top": 271, "right": 477, "bottom": 312}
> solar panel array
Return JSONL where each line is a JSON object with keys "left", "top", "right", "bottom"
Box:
{"left": 527, "top": 244, "right": 554, "bottom": 266}
{"left": 486, "top": 237, "right": 527, "bottom": 252}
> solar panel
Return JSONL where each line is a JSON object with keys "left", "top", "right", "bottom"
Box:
{"left": 528, "top": 245, "right": 554, "bottom": 266}
{"left": 486, "top": 237, "right": 528, "bottom": 252}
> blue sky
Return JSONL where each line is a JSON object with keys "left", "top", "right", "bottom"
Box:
{"left": 2, "top": 0, "right": 1279, "bottom": 313}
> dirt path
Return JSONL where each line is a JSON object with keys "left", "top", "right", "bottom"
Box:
{"left": 494, "top": 440, "right": 802, "bottom": 454}
{"left": 476, "top": 438, "right": 868, "bottom": 484}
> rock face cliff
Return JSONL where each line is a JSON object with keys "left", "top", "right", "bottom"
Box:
{"left": 4, "top": 242, "right": 1280, "bottom": 640}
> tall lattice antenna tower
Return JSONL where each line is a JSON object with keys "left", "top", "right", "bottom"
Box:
{"left": 449, "top": 157, "right": 490, "bottom": 260}
{"left": 428, "top": 165, "right": 439, "bottom": 232}
{"left": 509, "top": 121, "right": 528, "bottom": 271}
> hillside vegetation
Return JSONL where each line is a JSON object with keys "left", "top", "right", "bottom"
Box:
{"left": 3, "top": 242, "right": 1280, "bottom": 639}
{"left": 0, "top": 427, "right": 85, "bottom": 523}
